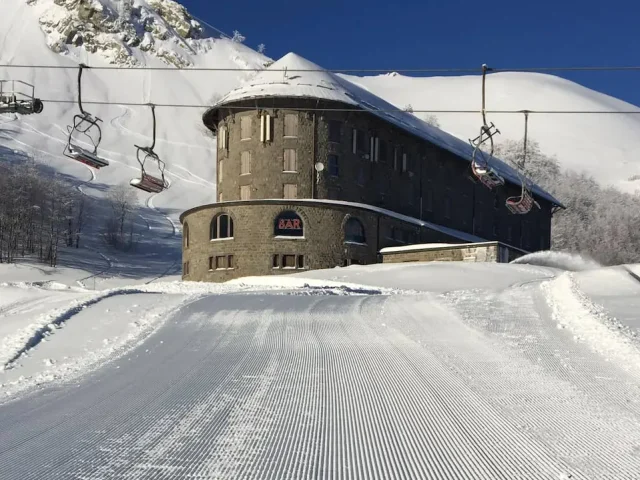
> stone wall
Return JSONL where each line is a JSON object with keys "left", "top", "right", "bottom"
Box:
{"left": 381, "top": 242, "right": 526, "bottom": 264}
{"left": 180, "top": 200, "right": 480, "bottom": 282}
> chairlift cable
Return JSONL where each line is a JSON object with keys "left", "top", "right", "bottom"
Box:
{"left": 2, "top": 64, "right": 640, "bottom": 73}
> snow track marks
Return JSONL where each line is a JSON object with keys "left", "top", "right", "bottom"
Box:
{"left": 2, "top": 291, "right": 638, "bottom": 478}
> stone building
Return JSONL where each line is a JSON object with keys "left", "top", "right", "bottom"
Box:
{"left": 180, "top": 53, "right": 563, "bottom": 282}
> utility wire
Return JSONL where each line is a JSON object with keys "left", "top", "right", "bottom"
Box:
{"left": 38, "top": 98, "right": 640, "bottom": 114}
{"left": 2, "top": 64, "right": 640, "bottom": 73}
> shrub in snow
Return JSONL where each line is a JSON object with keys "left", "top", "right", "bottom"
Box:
{"left": 232, "top": 30, "right": 246, "bottom": 43}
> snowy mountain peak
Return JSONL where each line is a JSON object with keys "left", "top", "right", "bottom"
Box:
{"left": 27, "top": 0, "right": 222, "bottom": 67}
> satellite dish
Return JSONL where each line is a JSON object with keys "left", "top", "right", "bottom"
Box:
{"left": 315, "top": 162, "right": 325, "bottom": 172}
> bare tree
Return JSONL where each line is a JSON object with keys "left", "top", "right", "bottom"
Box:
{"left": 422, "top": 114, "right": 441, "bottom": 129}
{"left": 104, "top": 184, "right": 137, "bottom": 250}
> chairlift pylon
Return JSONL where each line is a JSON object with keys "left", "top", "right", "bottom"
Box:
{"left": 130, "top": 104, "right": 169, "bottom": 194}
{"left": 469, "top": 64, "right": 505, "bottom": 189}
{"left": 0, "top": 80, "right": 44, "bottom": 115}
{"left": 63, "top": 64, "right": 109, "bottom": 169}
{"left": 505, "top": 111, "right": 540, "bottom": 215}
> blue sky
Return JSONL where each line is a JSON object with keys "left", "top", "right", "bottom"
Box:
{"left": 181, "top": 0, "right": 640, "bottom": 107}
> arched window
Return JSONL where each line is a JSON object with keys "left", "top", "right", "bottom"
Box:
{"left": 211, "top": 214, "right": 234, "bottom": 240}
{"left": 345, "top": 217, "right": 366, "bottom": 244}
{"left": 274, "top": 211, "right": 304, "bottom": 237}
{"left": 183, "top": 223, "right": 189, "bottom": 248}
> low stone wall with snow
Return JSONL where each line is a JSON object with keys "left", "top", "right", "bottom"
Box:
{"left": 380, "top": 242, "right": 526, "bottom": 264}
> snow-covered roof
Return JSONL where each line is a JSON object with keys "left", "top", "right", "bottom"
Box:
{"left": 180, "top": 198, "right": 487, "bottom": 244}
{"left": 205, "top": 52, "right": 563, "bottom": 208}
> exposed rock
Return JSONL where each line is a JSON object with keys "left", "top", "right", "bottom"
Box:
{"left": 28, "top": 0, "right": 212, "bottom": 68}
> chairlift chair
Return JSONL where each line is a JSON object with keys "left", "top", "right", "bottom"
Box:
{"left": 0, "top": 80, "right": 44, "bottom": 115}
{"left": 130, "top": 104, "right": 169, "bottom": 194}
{"left": 63, "top": 65, "right": 109, "bottom": 169}
{"left": 505, "top": 110, "right": 539, "bottom": 215}
{"left": 469, "top": 123, "right": 505, "bottom": 189}
{"left": 506, "top": 183, "right": 540, "bottom": 215}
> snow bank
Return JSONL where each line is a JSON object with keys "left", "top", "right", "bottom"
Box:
{"left": 542, "top": 273, "right": 640, "bottom": 378}
{"left": 511, "top": 251, "right": 601, "bottom": 271}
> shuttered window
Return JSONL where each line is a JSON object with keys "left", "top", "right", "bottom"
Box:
{"left": 218, "top": 126, "right": 228, "bottom": 150}
{"left": 240, "top": 151, "right": 251, "bottom": 175}
{"left": 283, "top": 184, "right": 297, "bottom": 199}
{"left": 284, "top": 114, "right": 298, "bottom": 137}
{"left": 218, "top": 159, "right": 223, "bottom": 181}
{"left": 283, "top": 149, "right": 297, "bottom": 172}
{"left": 240, "top": 185, "right": 251, "bottom": 200}
{"left": 240, "top": 116, "right": 252, "bottom": 140}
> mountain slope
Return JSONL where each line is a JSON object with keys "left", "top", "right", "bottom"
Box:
{"left": 343, "top": 72, "right": 640, "bottom": 194}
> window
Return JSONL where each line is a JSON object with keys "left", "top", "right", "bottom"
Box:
{"left": 444, "top": 196, "right": 452, "bottom": 219}
{"left": 425, "top": 186, "right": 434, "bottom": 212}
{"left": 274, "top": 210, "right": 304, "bottom": 237}
{"left": 240, "top": 116, "right": 252, "bottom": 140}
{"left": 209, "top": 255, "right": 234, "bottom": 270}
{"left": 240, "top": 185, "right": 251, "bottom": 200}
{"left": 284, "top": 114, "right": 298, "bottom": 137}
{"left": 183, "top": 262, "right": 189, "bottom": 275}
{"left": 328, "top": 155, "right": 339, "bottom": 176}
{"left": 183, "top": 223, "right": 189, "bottom": 248}
{"left": 218, "top": 126, "right": 228, "bottom": 150}
{"left": 378, "top": 139, "right": 387, "bottom": 163}
{"left": 344, "top": 217, "right": 366, "bottom": 244}
{"left": 210, "top": 214, "right": 234, "bottom": 240}
{"left": 393, "top": 146, "right": 402, "bottom": 171}
{"left": 283, "top": 254, "right": 296, "bottom": 268}
{"left": 272, "top": 254, "right": 305, "bottom": 269}
{"left": 352, "top": 129, "right": 366, "bottom": 154}
{"left": 260, "top": 112, "right": 272, "bottom": 143}
{"left": 240, "top": 151, "right": 251, "bottom": 175}
{"left": 283, "top": 149, "right": 297, "bottom": 172}
{"left": 283, "top": 184, "right": 297, "bottom": 199}
{"left": 328, "top": 120, "right": 341, "bottom": 142}
{"left": 218, "top": 159, "right": 223, "bottom": 182}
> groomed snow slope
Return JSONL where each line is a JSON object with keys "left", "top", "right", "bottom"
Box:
{"left": 343, "top": 72, "right": 640, "bottom": 194}
{"left": 1, "top": 261, "right": 640, "bottom": 478}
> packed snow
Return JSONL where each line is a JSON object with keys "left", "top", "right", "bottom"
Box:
{"left": 1, "top": 256, "right": 640, "bottom": 478}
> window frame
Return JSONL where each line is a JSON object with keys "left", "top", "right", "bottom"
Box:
{"left": 210, "top": 213, "right": 234, "bottom": 241}
{"left": 283, "top": 148, "right": 297, "bottom": 172}
{"left": 284, "top": 114, "right": 299, "bottom": 138}
{"left": 240, "top": 151, "right": 252, "bottom": 176}
{"left": 183, "top": 222, "right": 189, "bottom": 248}
{"left": 344, "top": 217, "right": 366, "bottom": 245}
{"left": 328, "top": 154, "right": 339, "bottom": 177}
{"left": 240, "top": 116, "right": 252, "bottom": 140}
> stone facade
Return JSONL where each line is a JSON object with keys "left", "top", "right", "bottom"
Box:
{"left": 380, "top": 242, "right": 526, "bottom": 264}
{"left": 208, "top": 98, "right": 554, "bottom": 253}
{"left": 180, "top": 200, "right": 481, "bottom": 282}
